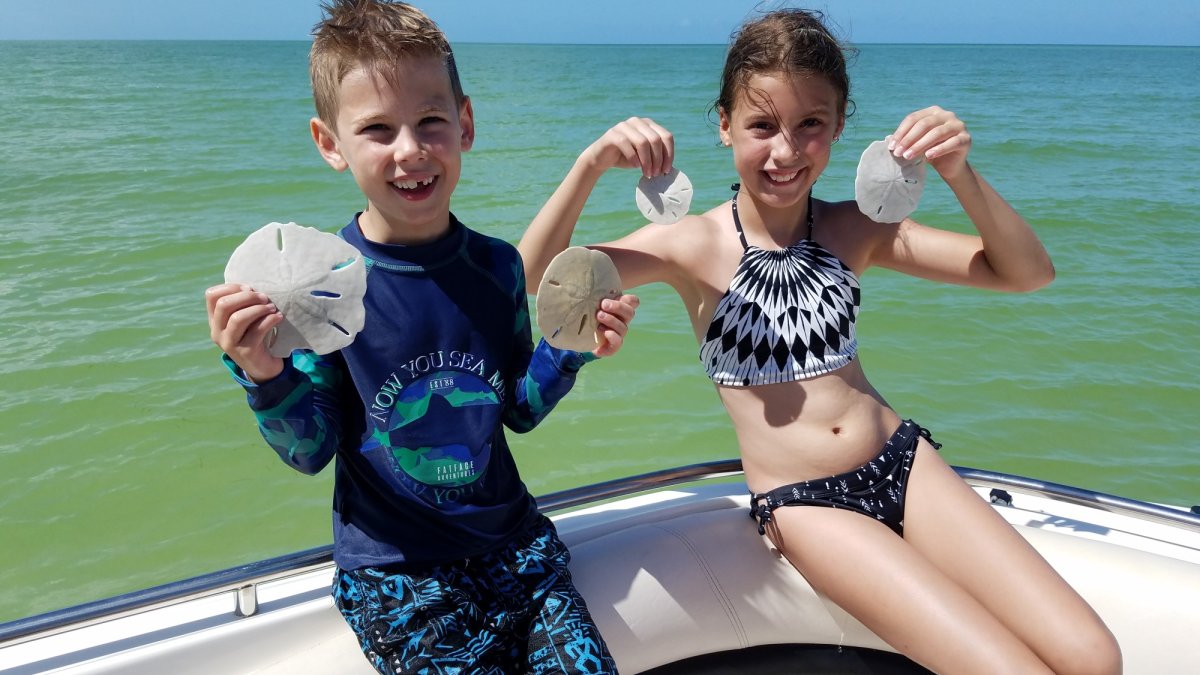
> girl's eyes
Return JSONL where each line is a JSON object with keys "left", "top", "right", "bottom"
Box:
{"left": 748, "top": 118, "right": 824, "bottom": 134}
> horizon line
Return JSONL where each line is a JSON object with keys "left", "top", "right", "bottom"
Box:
{"left": 1, "top": 38, "right": 1196, "bottom": 48}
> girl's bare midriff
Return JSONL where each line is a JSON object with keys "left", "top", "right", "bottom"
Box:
{"left": 715, "top": 359, "right": 902, "bottom": 494}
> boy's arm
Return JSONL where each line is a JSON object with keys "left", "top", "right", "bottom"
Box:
{"left": 224, "top": 350, "right": 351, "bottom": 475}
{"left": 502, "top": 270, "right": 596, "bottom": 434}
{"left": 501, "top": 245, "right": 641, "bottom": 433}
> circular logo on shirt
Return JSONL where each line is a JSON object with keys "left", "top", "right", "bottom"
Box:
{"left": 365, "top": 370, "right": 500, "bottom": 488}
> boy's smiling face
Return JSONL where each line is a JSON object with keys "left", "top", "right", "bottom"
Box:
{"left": 312, "top": 55, "right": 474, "bottom": 244}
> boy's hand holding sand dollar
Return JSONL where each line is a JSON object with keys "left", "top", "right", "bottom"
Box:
{"left": 206, "top": 222, "right": 367, "bottom": 381}
{"left": 537, "top": 247, "right": 638, "bottom": 357}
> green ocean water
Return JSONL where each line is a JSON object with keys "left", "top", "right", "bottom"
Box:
{"left": 1, "top": 41, "right": 1197, "bottom": 623}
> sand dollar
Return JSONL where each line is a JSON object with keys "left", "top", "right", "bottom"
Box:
{"left": 854, "top": 139, "right": 927, "bottom": 223}
{"left": 224, "top": 222, "right": 367, "bottom": 357}
{"left": 635, "top": 168, "right": 693, "bottom": 224}
{"left": 536, "top": 247, "right": 623, "bottom": 352}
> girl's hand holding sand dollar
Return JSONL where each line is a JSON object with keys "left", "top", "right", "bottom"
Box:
{"left": 584, "top": 117, "right": 676, "bottom": 185}
{"left": 584, "top": 117, "right": 693, "bottom": 225}
{"left": 889, "top": 106, "right": 972, "bottom": 179}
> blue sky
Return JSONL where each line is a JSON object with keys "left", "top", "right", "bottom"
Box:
{"left": 1, "top": 0, "right": 1197, "bottom": 46}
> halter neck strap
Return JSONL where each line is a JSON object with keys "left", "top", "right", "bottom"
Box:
{"left": 729, "top": 183, "right": 814, "bottom": 250}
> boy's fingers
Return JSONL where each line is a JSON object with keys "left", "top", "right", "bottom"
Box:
{"left": 241, "top": 310, "right": 284, "bottom": 350}
{"left": 204, "top": 283, "right": 243, "bottom": 316}
{"left": 214, "top": 301, "right": 279, "bottom": 349}
{"left": 592, "top": 329, "right": 624, "bottom": 358}
{"left": 596, "top": 310, "right": 627, "bottom": 337}
{"left": 601, "top": 294, "right": 640, "bottom": 324}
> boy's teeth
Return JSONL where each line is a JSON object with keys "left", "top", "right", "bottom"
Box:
{"left": 395, "top": 176, "right": 435, "bottom": 190}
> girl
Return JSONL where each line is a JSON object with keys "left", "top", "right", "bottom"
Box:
{"left": 518, "top": 9, "right": 1121, "bottom": 675}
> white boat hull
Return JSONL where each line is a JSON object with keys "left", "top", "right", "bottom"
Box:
{"left": 2, "top": 465, "right": 1198, "bottom": 674}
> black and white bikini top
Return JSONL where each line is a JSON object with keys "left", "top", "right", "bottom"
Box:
{"left": 700, "top": 186, "right": 861, "bottom": 387}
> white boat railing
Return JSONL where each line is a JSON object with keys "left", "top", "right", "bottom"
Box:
{"left": 2, "top": 460, "right": 1197, "bottom": 648}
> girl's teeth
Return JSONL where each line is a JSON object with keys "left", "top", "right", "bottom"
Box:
{"left": 769, "top": 171, "right": 798, "bottom": 183}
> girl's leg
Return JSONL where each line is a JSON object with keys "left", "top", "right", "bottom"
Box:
{"left": 902, "top": 442, "right": 1122, "bottom": 675}
{"left": 768, "top": 504, "right": 1055, "bottom": 674}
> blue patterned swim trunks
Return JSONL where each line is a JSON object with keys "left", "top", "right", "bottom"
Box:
{"left": 333, "top": 514, "right": 618, "bottom": 674}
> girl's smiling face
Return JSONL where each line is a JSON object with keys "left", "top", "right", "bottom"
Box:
{"left": 719, "top": 72, "right": 844, "bottom": 211}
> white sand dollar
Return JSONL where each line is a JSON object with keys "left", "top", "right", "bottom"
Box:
{"left": 855, "top": 139, "right": 927, "bottom": 223}
{"left": 536, "top": 247, "right": 623, "bottom": 352}
{"left": 224, "top": 222, "right": 367, "bottom": 357}
{"left": 634, "top": 168, "right": 693, "bottom": 224}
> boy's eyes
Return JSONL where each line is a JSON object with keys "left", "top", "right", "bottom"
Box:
{"left": 360, "top": 117, "right": 448, "bottom": 134}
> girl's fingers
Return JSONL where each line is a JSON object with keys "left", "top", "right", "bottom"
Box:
{"left": 890, "top": 107, "right": 968, "bottom": 161}
{"left": 614, "top": 118, "right": 673, "bottom": 177}
{"left": 205, "top": 283, "right": 249, "bottom": 319}
{"left": 924, "top": 131, "right": 971, "bottom": 160}
{"left": 591, "top": 294, "right": 640, "bottom": 357}
{"left": 595, "top": 310, "right": 627, "bottom": 337}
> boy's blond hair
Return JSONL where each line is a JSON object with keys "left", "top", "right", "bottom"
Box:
{"left": 309, "top": 0, "right": 465, "bottom": 128}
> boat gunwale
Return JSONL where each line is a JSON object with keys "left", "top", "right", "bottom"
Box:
{"left": 2, "top": 460, "right": 1197, "bottom": 648}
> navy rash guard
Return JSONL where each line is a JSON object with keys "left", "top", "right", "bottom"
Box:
{"left": 226, "top": 214, "right": 592, "bottom": 571}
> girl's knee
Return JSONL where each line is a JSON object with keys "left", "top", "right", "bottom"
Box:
{"left": 1047, "top": 627, "right": 1122, "bottom": 675}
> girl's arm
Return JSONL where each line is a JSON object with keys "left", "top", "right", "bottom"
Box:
{"left": 519, "top": 118, "right": 675, "bottom": 289}
{"left": 871, "top": 107, "right": 1055, "bottom": 292}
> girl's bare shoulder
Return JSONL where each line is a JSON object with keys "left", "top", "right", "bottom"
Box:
{"left": 816, "top": 198, "right": 902, "bottom": 269}
{"left": 599, "top": 202, "right": 739, "bottom": 291}
{"left": 615, "top": 202, "right": 733, "bottom": 253}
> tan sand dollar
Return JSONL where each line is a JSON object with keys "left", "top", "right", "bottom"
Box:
{"left": 536, "top": 247, "right": 623, "bottom": 352}
{"left": 224, "top": 222, "right": 367, "bottom": 357}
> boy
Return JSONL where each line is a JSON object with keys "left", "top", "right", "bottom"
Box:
{"left": 204, "top": 1, "right": 633, "bottom": 672}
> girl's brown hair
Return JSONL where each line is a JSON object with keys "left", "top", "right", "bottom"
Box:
{"left": 715, "top": 9, "right": 855, "bottom": 119}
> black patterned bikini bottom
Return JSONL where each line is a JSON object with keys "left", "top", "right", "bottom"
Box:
{"left": 748, "top": 419, "right": 941, "bottom": 537}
